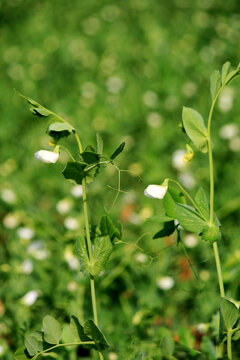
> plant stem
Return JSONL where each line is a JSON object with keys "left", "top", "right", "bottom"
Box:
{"left": 227, "top": 330, "right": 233, "bottom": 360}
{"left": 207, "top": 95, "right": 225, "bottom": 299}
{"left": 74, "top": 133, "right": 103, "bottom": 360}
{"left": 34, "top": 341, "right": 95, "bottom": 359}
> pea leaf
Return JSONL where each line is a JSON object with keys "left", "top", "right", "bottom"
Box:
{"left": 48, "top": 122, "right": 74, "bottom": 140}
{"left": 100, "top": 215, "right": 121, "bottom": 242}
{"left": 210, "top": 70, "right": 221, "bottom": 100}
{"left": 182, "top": 107, "right": 208, "bottom": 152}
{"left": 220, "top": 298, "right": 239, "bottom": 330}
{"left": 161, "top": 336, "right": 175, "bottom": 356}
{"left": 70, "top": 316, "right": 94, "bottom": 348}
{"left": 24, "top": 335, "right": 38, "bottom": 356}
{"left": 80, "top": 151, "right": 100, "bottom": 165}
{"left": 91, "top": 236, "right": 113, "bottom": 276}
{"left": 43, "top": 315, "right": 62, "bottom": 344}
{"left": 163, "top": 186, "right": 185, "bottom": 219}
{"left": 174, "top": 202, "right": 207, "bottom": 233}
{"left": 76, "top": 237, "right": 91, "bottom": 274}
{"left": 19, "top": 93, "right": 51, "bottom": 118}
{"left": 110, "top": 142, "right": 125, "bottom": 160}
{"left": 153, "top": 221, "right": 176, "bottom": 239}
{"left": 195, "top": 187, "right": 209, "bottom": 220}
{"left": 221, "top": 62, "right": 231, "bottom": 85}
{"left": 62, "top": 162, "right": 86, "bottom": 184}
{"left": 84, "top": 320, "right": 109, "bottom": 350}
{"left": 14, "top": 347, "right": 32, "bottom": 360}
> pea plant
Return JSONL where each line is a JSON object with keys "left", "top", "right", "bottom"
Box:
{"left": 144, "top": 62, "right": 240, "bottom": 359}
{"left": 14, "top": 95, "right": 125, "bottom": 360}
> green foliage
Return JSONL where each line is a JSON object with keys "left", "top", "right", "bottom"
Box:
{"left": 110, "top": 142, "right": 125, "bottom": 160}
{"left": 91, "top": 236, "right": 113, "bottom": 276}
{"left": 84, "top": 320, "right": 109, "bottom": 350}
{"left": 153, "top": 220, "right": 176, "bottom": 239}
{"left": 42, "top": 315, "right": 62, "bottom": 345}
{"left": 194, "top": 187, "right": 209, "bottom": 220}
{"left": 182, "top": 107, "right": 208, "bottom": 152}
{"left": 210, "top": 70, "right": 221, "bottom": 100}
{"left": 100, "top": 215, "right": 122, "bottom": 243}
{"left": 220, "top": 298, "right": 239, "bottom": 330}
{"left": 48, "top": 122, "right": 74, "bottom": 141}
{"left": 76, "top": 236, "right": 91, "bottom": 274}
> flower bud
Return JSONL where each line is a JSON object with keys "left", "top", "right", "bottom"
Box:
{"left": 184, "top": 144, "right": 194, "bottom": 163}
{"left": 200, "top": 225, "right": 221, "bottom": 244}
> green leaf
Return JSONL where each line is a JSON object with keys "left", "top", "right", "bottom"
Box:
{"left": 210, "top": 70, "right": 221, "bottom": 100}
{"left": 178, "top": 326, "right": 195, "bottom": 349}
{"left": 182, "top": 107, "right": 208, "bottom": 151}
{"left": 62, "top": 162, "right": 86, "bottom": 185}
{"left": 14, "top": 347, "right": 32, "bottom": 360}
{"left": 153, "top": 221, "right": 176, "bottom": 239}
{"left": 146, "top": 215, "right": 174, "bottom": 223}
{"left": 220, "top": 298, "right": 239, "bottom": 330}
{"left": 48, "top": 122, "right": 74, "bottom": 140}
{"left": 232, "top": 330, "right": 240, "bottom": 341}
{"left": 24, "top": 335, "right": 39, "bottom": 357}
{"left": 163, "top": 187, "right": 185, "bottom": 219}
{"left": 200, "top": 336, "right": 216, "bottom": 360}
{"left": 100, "top": 215, "right": 121, "bottom": 242}
{"left": 19, "top": 93, "right": 52, "bottom": 118}
{"left": 91, "top": 236, "right": 113, "bottom": 276}
{"left": 221, "top": 62, "right": 231, "bottom": 85}
{"left": 76, "top": 237, "right": 91, "bottom": 274}
{"left": 43, "top": 315, "right": 62, "bottom": 344}
{"left": 174, "top": 203, "right": 207, "bottom": 233}
{"left": 84, "top": 320, "right": 109, "bottom": 350}
{"left": 80, "top": 151, "right": 100, "bottom": 164}
{"left": 70, "top": 316, "right": 94, "bottom": 347}
{"left": 30, "top": 331, "right": 44, "bottom": 352}
{"left": 110, "top": 142, "right": 125, "bottom": 160}
{"left": 195, "top": 187, "right": 209, "bottom": 220}
{"left": 96, "top": 133, "right": 103, "bottom": 154}
{"left": 161, "top": 336, "right": 175, "bottom": 356}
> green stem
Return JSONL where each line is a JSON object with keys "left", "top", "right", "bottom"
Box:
{"left": 227, "top": 330, "right": 233, "bottom": 360}
{"left": 207, "top": 94, "right": 225, "bottom": 299}
{"left": 74, "top": 133, "right": 103, "bottom": 359}
{"left": 34, "top": 341, "right": 95, "bottom": 359}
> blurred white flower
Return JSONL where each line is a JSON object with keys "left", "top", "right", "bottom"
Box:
{"left": 184, "top": 234, "right": 198, "bottom": 248}
{"left": 218, "top": 88, "right": 234, "bottom": 112}
{"left": 108, "top": 353, "right": 118, "bottom": 360}
{"left": 56, "top": 198, "right": 73, "bottom": 214}
{"left": 179, "top": 172, "right": 196, "bottom": 190}
{"left": 229, "top": 137, "right": 240, "bottom": 152}
{"left": 142, "top": 91, "right": 158, "bottom": 107}
{"left": 197, "top": 323, "right": 208, "bottom": 334}
{"left": 135, "top": 252, "right": 148, "bottom": 264}
{"left": 64, "top": 217, "right": 79, "bottom": 230}
{"left": 71, "top": 185, "right": 83, "bottom": 198}
{"left": 21, "top": 290, "right": 39, "bottom": 306}
{"left": 0, "top": 345, "right": 4, "bottom": 355}
{"left": 144, "top": 184, "right": 168, "bottom": 199}
{"left": 182, "top": 81, "right": 197, "bottom": 98}
{"left": 64, "top": 247, "right": 79, "bottom": 270}
{"left": 3, "top": 213, "right": 20, "bottom": 229}
{"left": 172, "top": 150, "right": 186, "bottom": 170}
{"left": 1, "top": 189, "right": 16, "bottom": 204}
{"left": 156, "top": 276, "right": 175, "bottom": 290}
{"left": 17, "top": 227, "right": 35, "bottom": 240}
{"left": 146, "top": 112, "right": 163, "bottom": 128}
{"left": 21, "top": 259, "right": 33, "bottom": 274}
{"left": 67, "top": 281, "right": 78, "bottom": 292}
{"left": 219, "top": 123, "right": 238, "bottom": 140}
{"left": 34, "top": 150, "right": 59, "bottom": 163}
{"left": 27, "top": 241, "right": 50, "bottom": 260}
{"left": 106, "top": 76, "right": 123, "bottom": 94}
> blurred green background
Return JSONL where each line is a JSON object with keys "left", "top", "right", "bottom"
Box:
{"left": 1, "top": 0, "right": 240, "bottom": 358}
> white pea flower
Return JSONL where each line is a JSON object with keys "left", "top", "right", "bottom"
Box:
{"left": 34, "top": 146, "right": 59, "bottom": 163}
{"left": 21, "top": 290, "right": 39, "bottom": 306}
{"left": 156, "top": 276, "right": 175, "bottom": 290}
{"left": 144, "top": 183, "right": 168, "bottom": 199}
{"left": 71, "top": 185, "right": 83, "bottom": 198}
{"left": 17, "top": 227, "right": 35, "bottom": 240}
{"left": 64, "top": 217, "right": 79, "bottom": 230}
{"left": 21, "top": 259, "right": 34, "bottom": 274}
